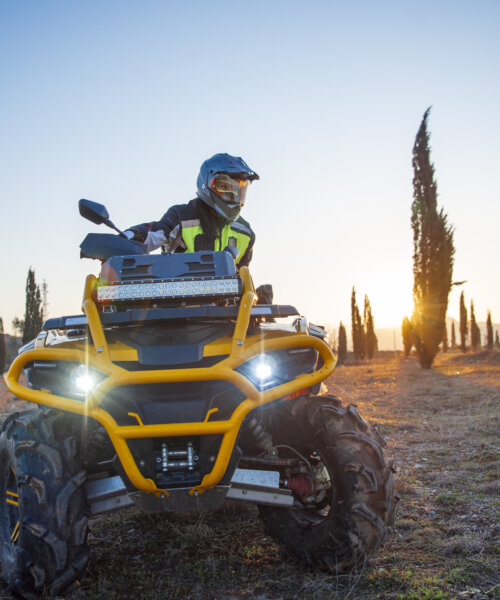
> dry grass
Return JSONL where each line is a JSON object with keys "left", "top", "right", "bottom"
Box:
{"left": 326, "top": 350, "right": 500, "bottom": 600}
{"left": 1, "top": 350, "right": 499, "bottom": 599}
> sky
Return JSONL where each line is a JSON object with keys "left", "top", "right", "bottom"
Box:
{"left": 1, "top": 0, "right": 499, "bottom": 343}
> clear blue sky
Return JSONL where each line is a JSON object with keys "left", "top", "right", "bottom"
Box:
{"left": 1, "top": 0, "right": 499, "bottom": 339}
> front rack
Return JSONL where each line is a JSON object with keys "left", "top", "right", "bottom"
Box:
{"left": 42, "top": 303, "right": 300, "bottom": 330}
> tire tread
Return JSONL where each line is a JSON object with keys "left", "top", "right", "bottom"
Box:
{"left": 0, "top": 408, "right": 89, "bottom": 599}
{"left": 258, "top": 394, "right": 398, "bottom": 573}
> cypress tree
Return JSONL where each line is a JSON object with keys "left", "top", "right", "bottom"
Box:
{"left": 42, "top": 279, "right": 49, "bottom": 320}
{"left": 442, "top": 324, "right": 448, "bottom": 353}
{"left": 402, "top": 316, "right": 413, "bottom": 358}
{"left": 351, "top": 287, "right": 365, "bottom": 360}
{"left": 12, "top": 317, "right": 24, "bottom": 340}
{"left": 495, "top": 331, "right": 500, "bottom": 348}
{"left": 410, "top": 108, "right": 455, "bottom": 368}
{"left": 364, "top": 295, "right": 378, "bottom": 359}
{"left": 23, "top": 267, "right": 44, "bottom": 344}
{"left": 486, "top": 311, "right": 493, "bottom": 350}
{"left": 450, "top": 321, "right": 456, "bottom": 348}
{"left": 470, "top": 300, "right": 481, "bottom": 350}
{"left": 337, "top": 321, "right": 347, "bottom": 365}
{"left": 459, "top": 291, "right": 468, "bottom": 353}
{"left": 0, "top": 317, "right": 6, "bottom": 373}
{"left": 328, "top": 327, "right": 337, "bottom": 352}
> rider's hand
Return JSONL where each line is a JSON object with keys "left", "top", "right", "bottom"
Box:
{"left": 123, "top": 230, "right": 135, "bottom": 240}
{"left": 144, "top": 230, "right": 167, "bottom": 253}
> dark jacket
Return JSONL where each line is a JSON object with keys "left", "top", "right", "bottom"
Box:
{"left": 129, "top": 198, "right": 255, "bottom": 267}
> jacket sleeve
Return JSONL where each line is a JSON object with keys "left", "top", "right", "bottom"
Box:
{"left": 127, "top": 206, "right": 182, "bottom": 243}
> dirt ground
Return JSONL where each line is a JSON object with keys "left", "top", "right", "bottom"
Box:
{"left": 0, "top": 350, "right": 499, "bottom": 599}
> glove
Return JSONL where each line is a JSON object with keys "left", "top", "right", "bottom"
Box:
{"left": 144, "top": 230, "right": 167, "bottom": 253}
{"left": 123, "top": 230, "right": 135, "bottom": 240}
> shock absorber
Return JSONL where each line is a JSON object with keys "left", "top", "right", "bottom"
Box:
{"left": 245, "top": 417, "right": 274, "bottom": 454}
{"left": 284, "top": 474, "right": 313, "bottom": 499}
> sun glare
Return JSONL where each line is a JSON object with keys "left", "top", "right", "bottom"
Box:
{"left": 372, "top": 288, "right": 414, "bottom": 330}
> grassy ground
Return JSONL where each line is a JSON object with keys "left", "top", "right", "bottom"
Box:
{"left": 1, "top": 350, "right": 499, "bottom": 599}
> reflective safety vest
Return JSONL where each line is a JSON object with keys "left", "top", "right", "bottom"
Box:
{"left": 179, "top": 219, "right": 253, "bottom": 265}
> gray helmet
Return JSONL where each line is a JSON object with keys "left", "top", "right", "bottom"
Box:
{"left": 196, "top": 153, "right": 259, "bottom": 222}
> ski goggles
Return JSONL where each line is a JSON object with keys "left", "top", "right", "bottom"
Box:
{"left": 210, "top": 174, "right": 250, "bottom": 207}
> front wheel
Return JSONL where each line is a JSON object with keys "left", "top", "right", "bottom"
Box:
{"left": 258, "top": 395, "right": 398, "bottom": 572}
{"left": 0, "top": 409, "right": 89, "bottom": 599}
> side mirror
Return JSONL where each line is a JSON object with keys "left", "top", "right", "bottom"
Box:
{"left": 79, "top": 199, "right": 110, "bottom": 225}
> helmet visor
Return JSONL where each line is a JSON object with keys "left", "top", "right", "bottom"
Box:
{"left": 210, "top": 174, "right": 250, "bottom": 208}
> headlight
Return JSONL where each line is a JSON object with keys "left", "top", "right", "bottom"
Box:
{"left": 252, "top": 354, "right": 276, "bottom": 382}
{"left": 25, "top": 360, "right": 106, "bottom": 400}
{"left": 236, "top": 348, "right": 318, "bottom": 392}
{"left": 72, "top": 365, "right": 98, "bottom": 393}
{"left": 236, "top": 353, "right": 281, "bottom": 390}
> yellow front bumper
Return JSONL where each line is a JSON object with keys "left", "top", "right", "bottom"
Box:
{"left": 5, "top": 267, "right": 336, "bottom": 497}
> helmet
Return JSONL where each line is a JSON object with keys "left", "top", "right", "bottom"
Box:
{"left": 196, "top": 153, "right": 259, "bottom": 222}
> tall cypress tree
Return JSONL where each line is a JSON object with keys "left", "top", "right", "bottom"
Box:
{"left": 364, "top": 295, "right": 378, "bottom": 359}
{"left": 459, "top": 291, "right": 468, "bottom": 353}
{"left": 410, "top": 108, "right": 455, "bottom": 368}
{"left": 402, "top": 316, "right": 413, "bottom": 358}
{"left": 470, "top": 300, "right": 481, "bottom": 350}
{"left": 450, "top": 321, "right": 456, "bottom": 348}
{"left": 23, "top": 267, "right": 43, "bottom": 344}
{"left": 351, "top": 287, "right": 365, "bottom": 360}
{"left": 42, "top": 279, "right": 49, "bottom": 320}
{"left": 0, "top": 317, "right": 6, "bottom": 373}
{"left": 337, "top": 321, "right": 347, "bottom": 365}
{"left": 486, "top": 311, "right": 493, "bottom": 350}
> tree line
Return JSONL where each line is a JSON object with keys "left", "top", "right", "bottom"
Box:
{"left": 332, "top": 107, "right": 498, "bottom": 368}
{"left": 402, "top": 293, "right": 498, "bottom": 357}
{"left": 330, "top": 288, "right": 378, "bottom": 366}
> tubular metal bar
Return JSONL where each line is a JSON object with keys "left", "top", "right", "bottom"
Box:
{"left": 5, "top": 266, "right": 337, "bottom": 498}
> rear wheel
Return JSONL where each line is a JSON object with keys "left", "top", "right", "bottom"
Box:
{"left": 0, "top": 409, "right": 89, "bottom": 599}
{"left": 258, "top": 394, "right": 398, "bottom": 572}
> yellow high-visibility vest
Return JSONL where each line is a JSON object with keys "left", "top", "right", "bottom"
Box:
{"left": 179, "top": 219, "right": 252, "bottom": 264}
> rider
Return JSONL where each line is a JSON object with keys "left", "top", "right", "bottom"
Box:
{"left": 124, "top": 153, "right": 259, "bottom": 267}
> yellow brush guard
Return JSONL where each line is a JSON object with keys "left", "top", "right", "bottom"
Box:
{"left": 5, "top": 267, "right": 336, "bottom": 497}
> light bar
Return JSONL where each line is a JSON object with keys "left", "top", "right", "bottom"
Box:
{"left": 95, "top": 277, "right": 240, "bottom": 302}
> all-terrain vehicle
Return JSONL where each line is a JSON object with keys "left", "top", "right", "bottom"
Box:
{"left": 1, "top": 200, "right": 397, "bottom": 598}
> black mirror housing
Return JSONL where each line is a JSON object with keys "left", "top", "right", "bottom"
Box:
{"left": 79, "top": 199, "right": 110, "bottom": 225}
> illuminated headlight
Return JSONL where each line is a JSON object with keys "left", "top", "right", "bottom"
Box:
{"left": 236, "top": 353, "right": 280, "bottom": 390}
{"left": 95, "top": 277, "right": 240, "bottom": 302}
{"left": 25, "top": 360, "right": 106, "bottom": 401}
{"left": 72, "top": 365, "right": 99, "bottom": 393}
{"left": 253, "top": 354, "right": 275, "bottom": 382}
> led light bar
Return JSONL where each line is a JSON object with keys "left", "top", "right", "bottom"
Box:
{"left": 95, "top": 277, "right": 240, "bottom": 302}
